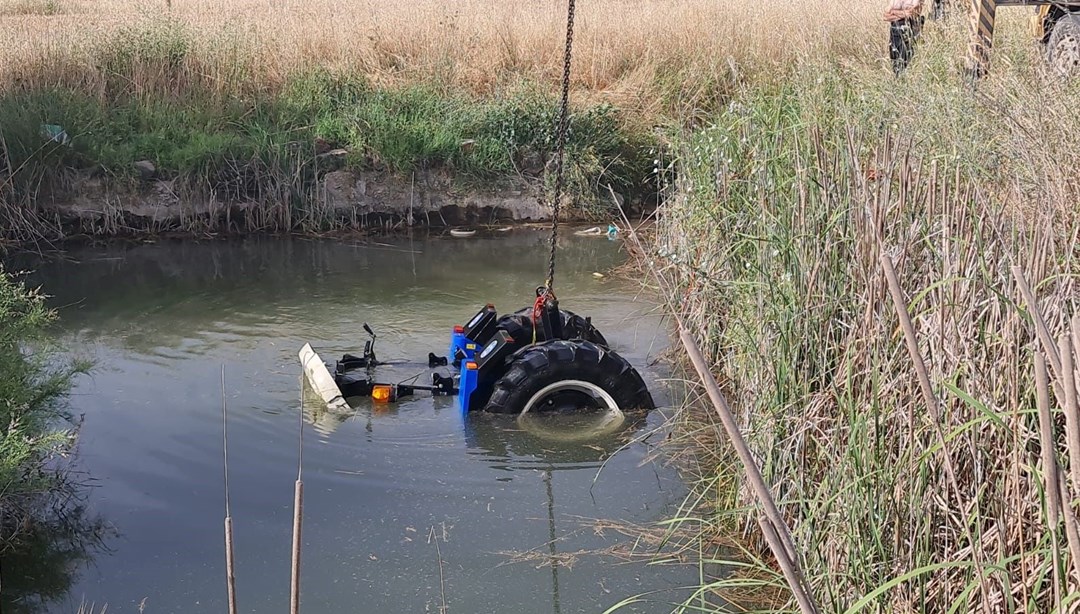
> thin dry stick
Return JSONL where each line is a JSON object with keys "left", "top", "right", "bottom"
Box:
{"left": 1036, "top": 352, "right": 1064, "bottom": 613}
{"left": 429, "top": 526, "right": 449, "bottom": 614}
{"left": 222, "top": 366, "right": 238, "bottom": 614}
{"left": 880, "top": 254, "right": 992, "bottom": 612}
{"left": 291, "top": 379, "right": 305, "bottom": 614}
{"left": 1059, "top": 334, "right": 1080, "bottom": 500}
{"left": 679, "top": 327, "right": 820, "bottom": 614}
{"left": 1058, "top": 333, "right": 1080, "bottom": 585}
{"left": 1013, "top": 266, "right": 1065, "bottom": 403}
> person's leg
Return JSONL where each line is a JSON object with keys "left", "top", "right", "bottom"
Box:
{"left": 890, "top": 20, "right": 907, "bottom": 74}
{"left": 890, "top": 17, "right": 922, "bottom": 75}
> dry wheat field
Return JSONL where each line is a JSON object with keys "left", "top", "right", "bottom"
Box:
{"left": 0, "top": 0, "right": 882, "bottom": 108}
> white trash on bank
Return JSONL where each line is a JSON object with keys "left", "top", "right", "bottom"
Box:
{"left": 40, "top": 124, "right": 70, "bottom": 145}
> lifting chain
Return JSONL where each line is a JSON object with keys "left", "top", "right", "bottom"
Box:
{"left": 544, "top": 0, "right": 576, "bottom": 297}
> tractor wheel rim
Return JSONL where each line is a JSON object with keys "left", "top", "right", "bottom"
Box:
{"left": 1055, "top": 35, "right": 1080, "bottom": 75}
{"left": 522, "top": 380, "right": 619, "bottom": 414}
{"left": 518, "top": 380, "right": 626, "bottom": 441}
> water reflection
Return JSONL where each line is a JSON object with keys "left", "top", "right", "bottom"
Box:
{"left": 300, "top": 388, "right": 664, "bottom": 614}
{"left": 1, "top": 490, "right": 113, "bottom": 613}
{"left": 303, "top": 384, "right": 651, "bottom": 469}
{"left": 465, "top": 410, "right": 649, "bottom": 469}
{"left": 465, "top": 411, "right": 655, "bottom": 614}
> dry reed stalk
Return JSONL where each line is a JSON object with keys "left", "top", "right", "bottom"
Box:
{"left": 428, "top": 525, "right": 448, "bottom": 614}
{"left": 1071, "top": 315, "right": 1080, "bottom": 384}
{"left": 290, "top": 479, "right": 303, "bottom": 614}
{"left": 678, "top": 327, "right": 820, "bottom": 614}
{"left": 291, "top": 378, "right": 305, "bottom": 614}
{"left": 1057, "top": 471, "right": 1080, "bottom": 588}
{"left": 880, "top": 252, "right": 992, "bottom": 611}
{"left": 1056, "top": 332, "right": 1080, "bottom": 587}
{"left": 1013, "top": 267, "right": 1065, "bottom": 397}
{"left": 224, "top": 516, "right": 238, "bottom": 614}
{"left": 1036, "top": 351, "right": 1064, "bottom": 612}
{"left": 1060, "top": 334, "right": 1080, "bottom": 501}
{"left": 221, "top": 365, "right": 238, "bottom": 614}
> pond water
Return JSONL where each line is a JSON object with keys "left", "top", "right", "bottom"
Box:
{"left": 4, "top": 230, "right": 700, "bottom": 614}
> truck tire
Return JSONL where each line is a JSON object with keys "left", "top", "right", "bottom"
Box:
{"left": 483, "top": 340, "right": 654, "bottom": 415}
{"left": 1049, "top": 14, "right": 1080, "bottom": 77}
{"left": 494, "top": 308, "right": 609, "bottom": 348}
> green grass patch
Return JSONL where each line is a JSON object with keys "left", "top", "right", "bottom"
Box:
{"left": 0, "top": 69, "right": 652, "bottom": 226}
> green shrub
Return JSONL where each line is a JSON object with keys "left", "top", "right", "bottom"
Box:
{"left": 0, "top": 266, "right": 88, "bottom": 546}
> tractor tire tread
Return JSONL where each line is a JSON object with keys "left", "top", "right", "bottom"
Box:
{"left": 484, "top": 339, "right": 654, "bottom": 415}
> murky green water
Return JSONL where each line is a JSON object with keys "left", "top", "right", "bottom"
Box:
{"left": 4, "top": 230, "right": 698, "bottom": 613}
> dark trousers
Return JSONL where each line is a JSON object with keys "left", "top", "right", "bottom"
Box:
{"left": 889, "top": 16, "right": 924, "bottom": 75}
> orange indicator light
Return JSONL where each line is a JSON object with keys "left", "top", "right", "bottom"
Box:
{"left": 372, "top": 385, "right": 394, "bottom": 402}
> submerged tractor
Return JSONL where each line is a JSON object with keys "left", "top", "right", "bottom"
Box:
{"left": 300, "top": 293, "right": 655, "bottom": 417}
{"left": 299, "top": 0, "right": 655, "bottom": 418}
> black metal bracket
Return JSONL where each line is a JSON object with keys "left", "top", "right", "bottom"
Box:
{"left": 539, "top": 296, "right": 562, "bottom": 341}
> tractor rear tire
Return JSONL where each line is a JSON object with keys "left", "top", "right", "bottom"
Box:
{"left": 483, "top": 340, "right": 654, "bottom": 415}
{"left": 1049, "top": 14, "right": 1080, "bottom": 77}
{"left": 494, "top": 308, "right": 609, "bottom": 348}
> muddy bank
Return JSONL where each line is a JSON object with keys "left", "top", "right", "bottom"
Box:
{"left": 37, "top": 168, "right": 638, "bottom": 238}
{"left": 1, "top": 78, "right": 653, "bottom": 242}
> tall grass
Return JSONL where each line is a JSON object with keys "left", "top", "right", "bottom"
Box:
{"left": 637, "top": 17, "right": 1080, "bottom": 614}
{"left": 0, "top": 0, "right": 882, "bottom": 115}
